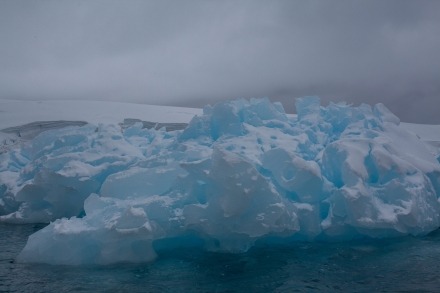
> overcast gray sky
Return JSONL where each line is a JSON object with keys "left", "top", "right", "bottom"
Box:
{"left": 1, "top": 0, "right": 439, "bottom": 123}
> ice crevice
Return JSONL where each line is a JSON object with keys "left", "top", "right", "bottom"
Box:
{"left": 1, "top": 97, "right": 440, "bottom": 265}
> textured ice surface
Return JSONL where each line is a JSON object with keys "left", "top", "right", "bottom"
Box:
{"left": 2, "top": 97, "right": 440, "bottom": 265}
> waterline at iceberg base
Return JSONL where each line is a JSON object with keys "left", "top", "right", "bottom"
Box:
{"left": 1, "top": 97, "right": 440, "bottom": 265}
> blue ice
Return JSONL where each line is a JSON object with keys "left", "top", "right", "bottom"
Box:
{"left": 1, "top": 97, "right": 439, "bottom": 265}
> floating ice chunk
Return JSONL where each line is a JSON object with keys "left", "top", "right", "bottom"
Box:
{"left": 2, "top": 97, "right": 439, "bottom": 265}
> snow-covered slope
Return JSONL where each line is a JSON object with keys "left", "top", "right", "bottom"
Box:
{"left": 401, "top": 122, "right": 440, "bottom": 157}
{"left": 0, "top": 99, "right": 201, "bottom": 152}
{"left": 0, "top": 99, "right": 201, "bottom": 129}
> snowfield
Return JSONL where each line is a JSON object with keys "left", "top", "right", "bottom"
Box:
{"left": 1, "top": 97, "right": 440, "bottom": 265}
{"left": 0, "top": 99, "right": 201, "bottom": 128}
{"left": 0, "top": 99, "right": 200, "bottom": 153}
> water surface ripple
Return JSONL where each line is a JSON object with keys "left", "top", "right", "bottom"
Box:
{"left": 1, "top": 224, "right": 440, "bottom": 292}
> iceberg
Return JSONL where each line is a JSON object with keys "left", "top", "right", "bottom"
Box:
{"left": 1, "top": 97, "right": 439, "bottom": 265}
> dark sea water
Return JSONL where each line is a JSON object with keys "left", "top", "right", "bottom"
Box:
{"left": 1, "top": 224, "right": 440, "bottom": 292}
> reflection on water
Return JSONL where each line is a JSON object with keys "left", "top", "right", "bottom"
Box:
{"left": 1, "top": 223, "right": 440, "bottom": 292}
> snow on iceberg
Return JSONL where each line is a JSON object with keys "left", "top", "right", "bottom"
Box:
{"left": 2, "top": 97, "right": 440, "bottom": 265}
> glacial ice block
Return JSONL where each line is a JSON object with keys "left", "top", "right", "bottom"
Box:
{"left": 3, "top": 97, "right": 440, "bottom": 265}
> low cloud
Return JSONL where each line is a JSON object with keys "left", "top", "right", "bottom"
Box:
{"left": 1, "top": 0, "right": 439, "bottom": 123}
